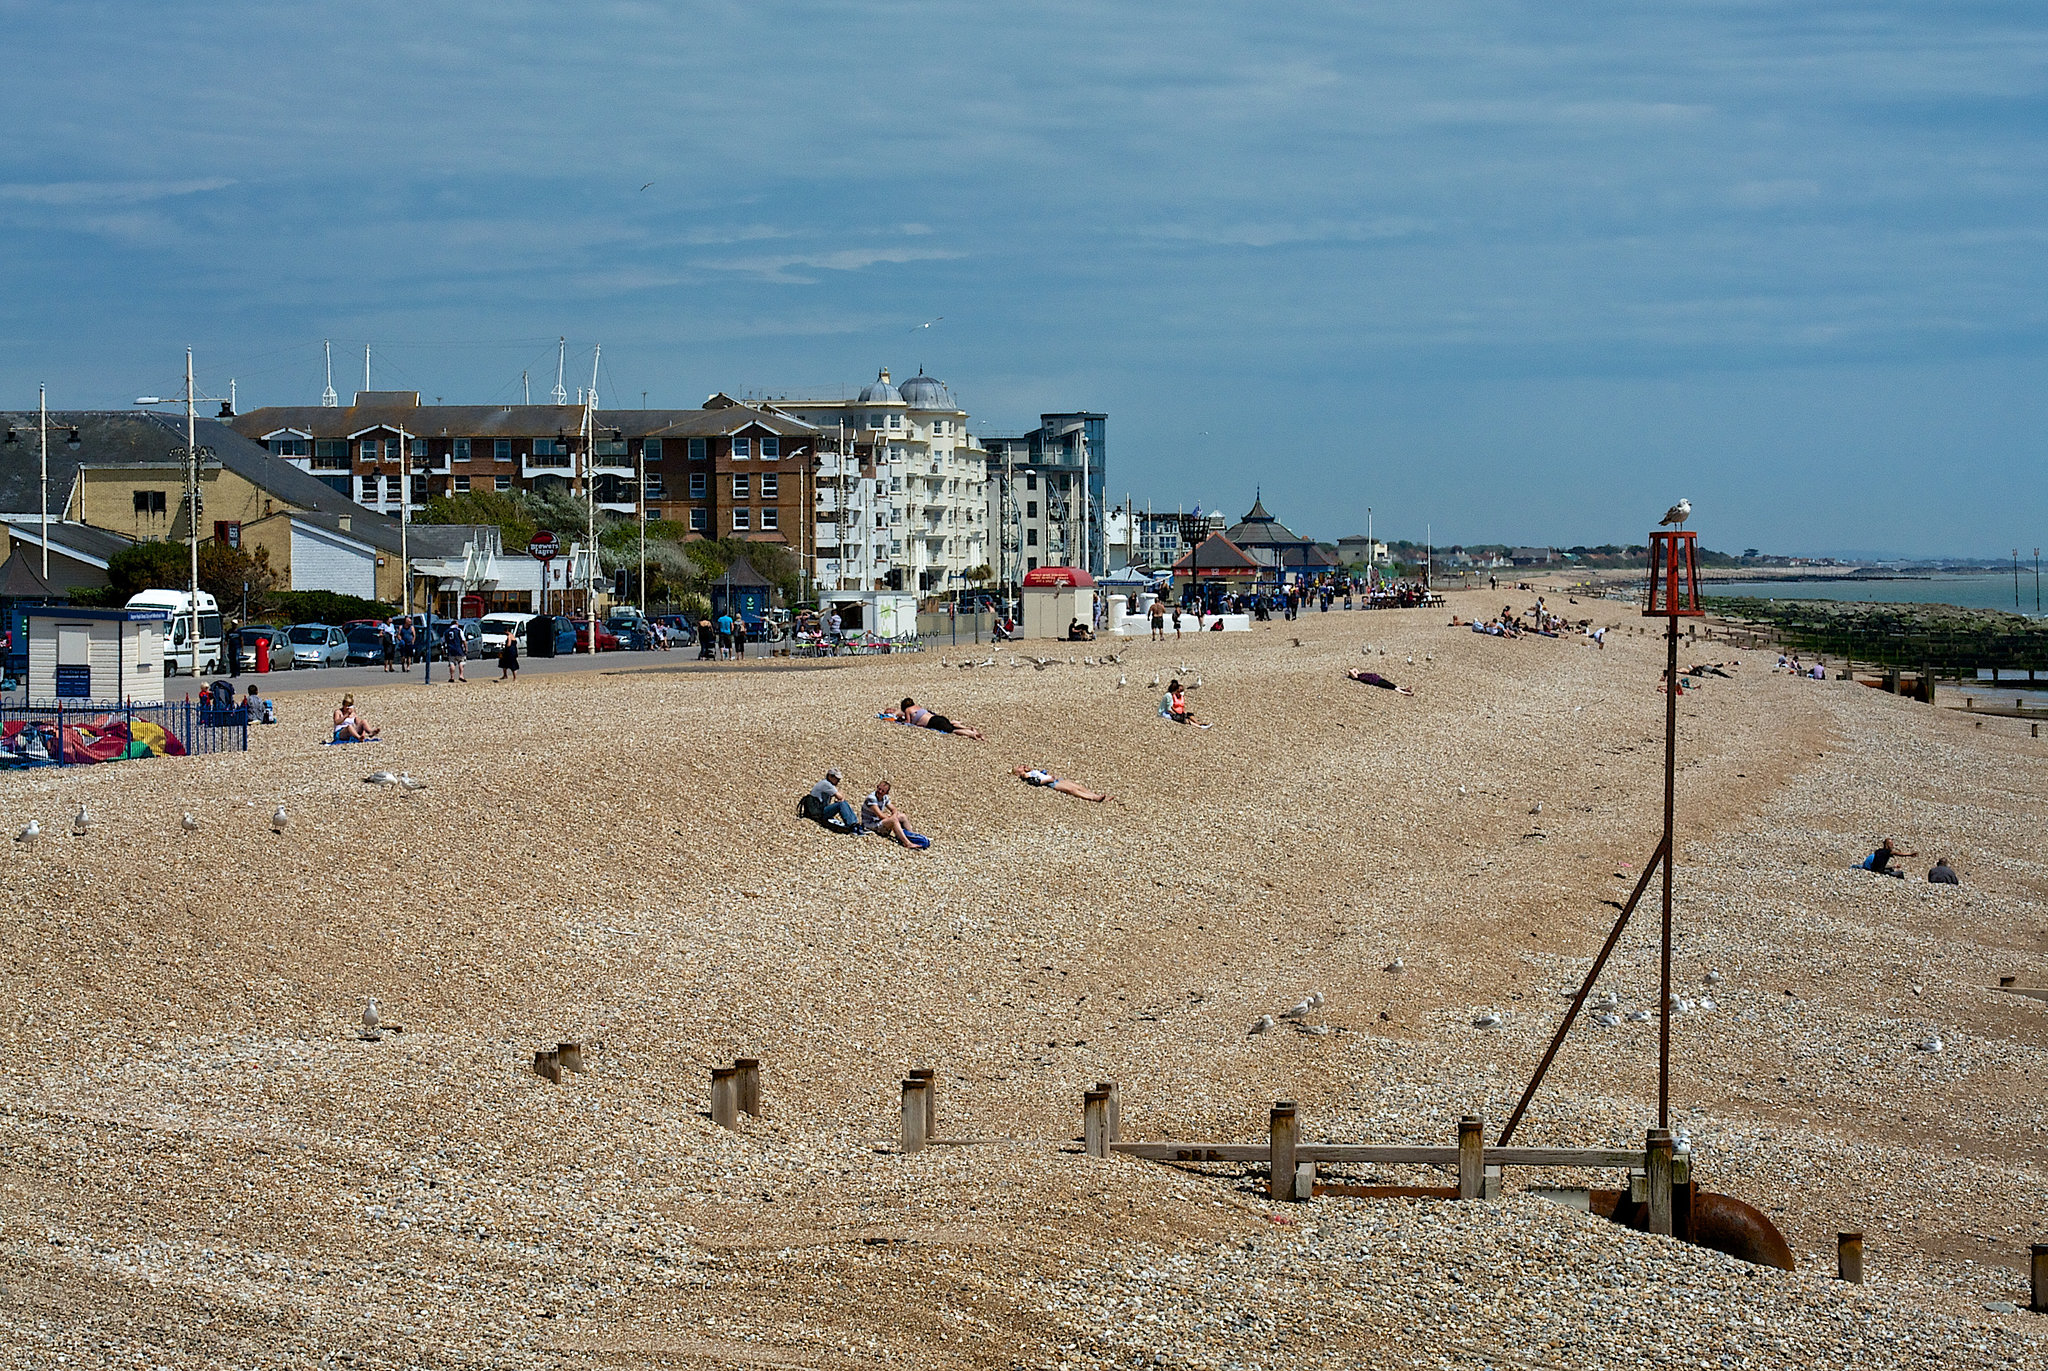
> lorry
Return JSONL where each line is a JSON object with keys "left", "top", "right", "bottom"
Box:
{"left": 125, "top": 589, "right": 224, "bottom": 676}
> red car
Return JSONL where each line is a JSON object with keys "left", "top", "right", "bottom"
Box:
{"left": 572, "top": 621, "right": 622, "bottom": 653}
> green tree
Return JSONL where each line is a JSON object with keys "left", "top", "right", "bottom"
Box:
{"left": 103, "top": 541, "right": 191, "bottom": 600}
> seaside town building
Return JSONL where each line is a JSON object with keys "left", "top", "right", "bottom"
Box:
{"left": 762, "top": 368, "right": 990, "bottom": 594}
{"left": 1220, "top": 496, "right": 1340, "bottom": 581}
{"left": 983, "top": 411, "right": 1108, "bottom": 585}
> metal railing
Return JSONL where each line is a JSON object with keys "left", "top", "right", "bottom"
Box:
{"left": 0, "top": 698, "right": 249, "bottom": 766}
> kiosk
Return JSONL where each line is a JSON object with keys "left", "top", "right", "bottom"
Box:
{"left": 23, "top": 606, "right": 168, "bottom": 705}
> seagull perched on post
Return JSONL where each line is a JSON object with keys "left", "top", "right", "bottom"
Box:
{"left": 1659, "top": 498, "right": 1692, "bottom": 528}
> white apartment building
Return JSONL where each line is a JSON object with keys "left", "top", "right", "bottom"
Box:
{"left": 768, "top": 368, "right": 990, "bottom": 594}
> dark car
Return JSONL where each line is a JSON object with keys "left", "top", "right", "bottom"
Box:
{"left": 344, "top": 624, "right": 389, "bottom": 666}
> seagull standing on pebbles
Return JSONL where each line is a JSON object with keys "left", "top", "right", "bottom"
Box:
{"left": 1594, "top": 1011, "right": 1622, "bottom": 1027}
{"left": 1384, "top": 957, "right": 1406, "bottom": 974}
{"left": 1627, "top": 1008, "right": 1652, "bottom": 1023}
{"left": 399, "top": 774, "right": 427, "bottom": 791}
{"left": 363, "top": 998, "right": 381, "bottom": 1032}
{"left": 180, "top": 812, "right": 200, "bottom": 833}
{"left": 271, "top": 806, "right": 289, "bottom": 834}
{"left": 71, "top": 804, "right": 92, "bottom": 837}
{"left": 1279, "top": 999, "right": 1315, "bottom": 1022}
{"left": 1248, "top": 1014, "right": 1276, "bottom": 1036}
{"left": 1916, "top": 1033, "right": 1944, "bottom": 1053}
{"left": 364, "top": 771, "right": 398, "bottom": 786}
{"left": 15, "top": 819, "right": 41, "bottom": 847}
{"left": 1472, "top": 1008, "right": 1504, "bottom": 1030}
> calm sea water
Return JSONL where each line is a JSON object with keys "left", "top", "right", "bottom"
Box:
{"left": 1712, "top": 574, "right": 2045, "bottom": 617}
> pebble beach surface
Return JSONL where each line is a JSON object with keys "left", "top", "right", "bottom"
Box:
{"left": 2, "top": 588, "right": 2044, "bottom": 1369}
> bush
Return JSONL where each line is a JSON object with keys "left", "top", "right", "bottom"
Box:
{"left": 269, "top": 590, "right": 392, "bottom": 625}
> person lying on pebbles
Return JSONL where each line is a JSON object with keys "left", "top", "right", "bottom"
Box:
{"left": 1012, "top": 765, "right": 1110, "bottom": 802}
{"left": 1345, "top": 669, "right": 1414, "bottom": 695}
{"left": 883, "top": 697, "right": 986, "bottom": 740}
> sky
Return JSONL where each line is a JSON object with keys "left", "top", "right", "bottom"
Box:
{"left": 1, "top": 0, "right": 2044, "bottom": 558}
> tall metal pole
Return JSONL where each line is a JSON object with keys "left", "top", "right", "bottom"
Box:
{"left": 2035, "top": 547, "right": 2041, "bottom": 615}
{"left": 1367, "top": 507, "right": 1373, "bottom": 584}
{"left": 637, "top": 436, "right": 647, "bottom": 617}
{"left": 584, "top": 345, "right": 600, "bottom": 654}
{"left": 2017, "top": 549, "right": 2022, "bottom": 612}
{"left": 184, "top": 349, "right": 201, "bottom": 678}
{"left": 1659, "top": 612, "right": 1678, "bottom": 1128}
{"left": 398, "top": 422, "right": 410, "bottom": 626}
{"left": 38, "top": 384, "right": 49, "bottom": 579}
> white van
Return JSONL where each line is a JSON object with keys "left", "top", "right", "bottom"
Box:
{"left": 126, "top": 589, "right": 224, "bottom": 676}
{"left": 478, "top": 612, "right": 534, "bottom": 653}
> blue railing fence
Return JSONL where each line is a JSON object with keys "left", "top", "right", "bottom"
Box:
{"left": 0, "top": 697, "right": 249, "bottom": 766}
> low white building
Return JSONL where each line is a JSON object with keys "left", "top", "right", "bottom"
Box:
{"left": 24, "top": 606, "right": 165, "bottom": 705}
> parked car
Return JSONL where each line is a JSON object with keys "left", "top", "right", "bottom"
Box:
{"left": 344, "top": 624, "right": 388, "bottom": 666}
{"left": 573, "top": 620, "right": 623, "bottom": 653}
{"left": 287, "top": 623, "right": 349, "bottom": 668}
{"left": 231, "top": 625, "right": 296, "bottom": 672}
{"left": 479, "top": 613, "right": 533, "bottom": 653}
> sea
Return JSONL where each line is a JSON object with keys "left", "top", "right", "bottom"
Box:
{"left": 1710, "top": 574, "right": 2045, "bottom": 618}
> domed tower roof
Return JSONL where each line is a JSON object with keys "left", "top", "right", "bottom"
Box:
{"left": 857, "top": 367, "right": 903, "bottom": 405}
{"left": 897, "top": 369, "right": 956, "bottom": 411}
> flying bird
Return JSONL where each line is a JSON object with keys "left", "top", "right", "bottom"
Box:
{"left": 15, "top": 819, "right": 40, "bottom": 847}
{"left": 1659, "top": 498, "right": 1692, "bottom": 528}
{"left": 910, "top": 316, "right": 943, "bottom": 331}
{"left": 271, "top": 806, "right": 289, "bottom": 834}
{"left": 639, "top": 180, "right": 655, "bottom": 192}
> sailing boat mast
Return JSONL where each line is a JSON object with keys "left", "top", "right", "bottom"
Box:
{"left": 321, "top": 341, "right": 338, "bottom": 407}
{"left": 551, "top": 337, "right": 569, "bottom": 406}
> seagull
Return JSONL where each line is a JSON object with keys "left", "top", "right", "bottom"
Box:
{"left": 1594, "top": 1011, "right": 1622, "bottom": 1028}
{"left": 363, "top": 998, "right": 381, "bottom": 1031}
{"left": 1384, "top": 957, "right": 1406, "bottom": 974}
{"left": 1916, "top": 1034, "right": 1944, "bottom": 1053}
{"left": 1626, "top": 1009, "right": 1652, "bottom": 1023}
{"left": 1659, "top": 498, "right": 1692, "bottom": 528}
{"left": 71, "top": 804, "right": 92, "bottom": 837}
{"left": 1193, "top": 674, "right": 1203, "bottom": 689}
{"left": 1405, "top": 656, "right": 1414, "bottom": 666}
{"left": 1116, "top": 674, "right": 1126, "bottom": 688}
{"left": 1278, "top": 999, "right": 1315, "bottom": 1022}
{"left": 180, "top": 812, "right": 200, "bottom": 833}
{"left": 1150, "top": 674, "right": 1161, "bottom": 689}
{"left": 1698, "top": 996, "right": 1717, "bottom": 1011}
{"left": 1703, "top": 970, "right": 1722, "bottom": 985}
{"left": 15, "top": 819, "right": 40, "bottom": 847}
{"left": 1472, "top": 1008, "right": 1503, "bottom": 1030}
{"left": 1529, "top": 802, "right": 1543, "bottom": 815}
{"left": 638, "top": 180, "right": 655, "bottom": 191}
{"left": 1248, "top": 1014, "right": 1276, "bottom": 1036}
{"left": 399, "top": 774, "right": 427, "bottom": 791}
{"left": 910, "top": 316, "right": 943, "bottom": 331}
{"left": 1593, "top": 990, "right": 1619, "bottom": 1008}
{"left": 271, "top": 806, "right": 289, "bottom": 834}
{"left": 1307, "top": 991, "right": 1324, "bottom": 1008}
{"left": 364, "top": 771, "right": 399, "bottom": 786}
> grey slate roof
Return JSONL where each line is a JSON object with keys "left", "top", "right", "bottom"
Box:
{"left": 0, "top": 517, "right": 134, "bottom": 566}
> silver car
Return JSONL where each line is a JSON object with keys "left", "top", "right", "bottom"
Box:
{"left": 287, "top": 623, "right": 349, "bottom": 668}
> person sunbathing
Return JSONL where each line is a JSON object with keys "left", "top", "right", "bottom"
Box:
{"left": 332, "top": 693, "right": 379, "bottom": 742}
{"left": 886, "top": 697, "right": 986, "bottom": 740}
{"left": 1345, "top": 669, "right": 1413, "bottom": 695}
{"left": 1013, "top": 764, "right": 1109, "bottom": 802}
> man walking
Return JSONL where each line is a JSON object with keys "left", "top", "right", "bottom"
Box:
{"left": 444, "top": 620, "right": 467, "bottom": 682}
{"left": 1149, "top": 597, "right": 1166, "bottom": 640}
{"left": 397, "top": 618, "right": 416, "bottom": 673}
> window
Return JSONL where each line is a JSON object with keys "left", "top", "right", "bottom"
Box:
{"left": 689, "top": 472, "right": 707, "bottom": 498}
{"left": 385, "top": 476, "right": 403, "bottom": 500}
{"left": 690, "top": 507, "right": 707, "bottom": 531}
{"left": 732, "top": 436, "right": 751, "bottom": 460}
{"left": 887, "top": 414, "right": 901, "bottom": 430}
{"left": 1026, "top": 473, "right": 1038, "bottom": 491}
{"left": 532, "top": 438, "right": 565, "bottom": 456}
{"left": 1027, "top": 528, "right": 1039, "bottom": 547}
{"left": 645, "top": 476, "right": 664, "bottom": 498}
{"left": 761, "top": 474, "right": 778, "bottom": 498}
{"left": 269, "top": 437, "right": 309, "bottom": 457}
{"left": 314, "top": 439, "right": 347, "bottom": 459}
{"left": 359, "top": 476, "right": 378, "bottom": 501}
{"left": 732, "top": 474, "right": 750, "bottom": 499}
{"left": 494, "top": 439, "right": 512, "bottom": 461}
{"left": 453, "top": 438, "right": 471, "bottom": 461}
{"left": 454, "top": 475, "right": 471, "bottom": 493}
{"left": 409, "top": 438, "right": 427, "bottom": 458}
{"left": 133, "top": 490, "right": 167, "bottom": 515}
{"left": 1027, "top": 501, "right": 1038, "bottom": 518}
{"left": 760, "top": 436, "right": 779, "bottom": 459}
{"left": 732, "top": 508, "right": 750, "bottom": 531}
{"left": 689, "top": 437, "right": 707, "bottom": 460}
{"left": 360, "top": 439, "right": 382, "bottom": 462}
{"left": 760, "top": 507, "right": 779, "bottom": 531}
{"left": 643, "top": 438, "right": 662, "bottom": 461}
{"left": 1027, "top": 555, "right": 1040, "bottom": 571}
{"left": 495, "top": 475, "right": 512, "bottom": 491}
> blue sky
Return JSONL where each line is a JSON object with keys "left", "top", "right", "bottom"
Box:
{"left": 2, "top": 0, "right": 2044, "bottom": 556}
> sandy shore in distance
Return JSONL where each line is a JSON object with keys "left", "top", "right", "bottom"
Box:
{"left": 2, "top": 587, "right": 2044, "bottom": 1369}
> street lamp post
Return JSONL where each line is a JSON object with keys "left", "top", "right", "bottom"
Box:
{"left": 135, "top": 348, "right": 218, "bottom": 678}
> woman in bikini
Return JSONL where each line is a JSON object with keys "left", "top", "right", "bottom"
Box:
{"left": 332, "top": 693, "right": 380, "bottom": 742}
{"left": 1012, "top": 765, "right": 1109, "bottom": 802}
{"left": 888, "top": 697, "right": 986, "bottom": 740}
{"left": 1345, "top": 669, "right": 1413, "bottom": 695}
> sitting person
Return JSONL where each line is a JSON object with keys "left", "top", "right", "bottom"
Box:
{"left": 800, "top": 768, "right": 862, "bottom": 835}
{"left": 860, "top": 779, "right": 930, "bottom": 849}
{"left": 1012, "top": 764, "right": 1109, "bottom": 802}
{"left": 1927, "top": 856, "right": 1960, "bottom": 885}
{"left": 246, "top": 684, "right": 276, "bottom": 725}
{"left": 1345, "top": 669, "right": 1413, "bottom": 695}
{"left": 1066, "top": 619, "right": 1095, "bottom": 642}
{"left": 1162, "top": 680, "right": 1211, "bottom": 729}
{"left": 1863, "top": 837, "right": 1914, "bottom": 878}
{"left": 332, "top": 693, "right": 379, "bottom": 742}
{"left": 885, "top": 697, "right": 986, "bottom": 740}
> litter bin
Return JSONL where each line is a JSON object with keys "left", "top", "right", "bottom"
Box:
{"left": 526, "top": 615, "right": 558, "bottom": 659}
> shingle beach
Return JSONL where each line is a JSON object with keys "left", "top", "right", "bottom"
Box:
{"left": 3, "top": 587, "right": 2044, "bottom": 1369}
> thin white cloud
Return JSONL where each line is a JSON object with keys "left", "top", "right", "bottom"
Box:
{"left": 695, "top": 245, "right": 965, "bottom": 285}
{"left": 0, "top": 178, "right": 234, "bottom": 206}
